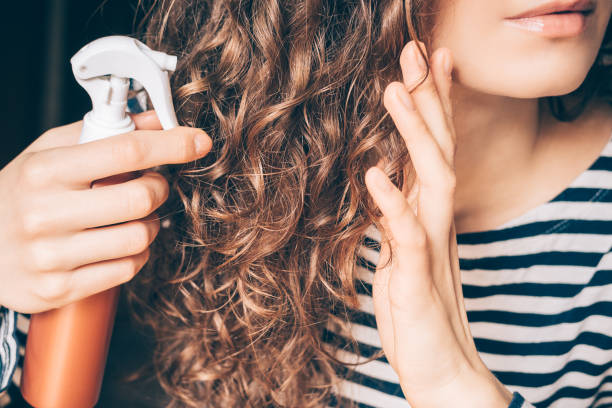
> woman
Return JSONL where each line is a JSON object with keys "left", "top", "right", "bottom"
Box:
{"left": 1, "top": 0, "right": 611, "bottom": 407}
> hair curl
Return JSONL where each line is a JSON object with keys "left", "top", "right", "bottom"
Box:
{"left": 123, "top": 1, "right": 612, "bottom": 407}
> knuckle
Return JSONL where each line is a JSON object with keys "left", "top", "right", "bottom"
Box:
{"left": 407, "top": 227, "right": 428, "bottom": 250}
{"left": 393, "top": 221, "right": 427, "bottom": 249}
{"left": 127, "top": 183, "right": 156, "bottom": 216}
{"left": 412, "top": 118, "right": 430, "bottom": 137}
{"left": 33, "top": 274, "right": 72, "bottom": 304}
{"left": 417, "top": 73, "right": 436, "bottom": 91}
{"left": 148, "top": 216, "right": 162, "bottom": 238}
{"left": 122, "top": 250, "right": 149, "bottom": 283}
{"left": 439, "top": 166, "right": 457, "bottom": 193}
{"left": 126, "top": 223, "right": 153, "bottom": 254}
{"left": 20, "top": 153, "right": 50, "bottom": 187}
{"left": 114, "top": 137, "right": 147, "bottom": 166}
{"left": 408, "top": 75, "right": 434, "bottom": 96}
{"left": 41, "top": 127, "right": 58, "bottom": 139}
{"left": 147, "top": 171, "right": 170, "bottom": 203}
{"left": 20, "top": 210, "right": 43, "bottom": 237}
{"left": 28, "top": 241, "right": 60, "bottom": 272}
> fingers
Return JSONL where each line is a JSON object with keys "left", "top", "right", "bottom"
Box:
{"left": 383, "top": 42, "right": 457, "bottom": 244}
{"left": 371, "top": 234, "right": 397, "bottom": 368}
{"left": 400, "top": 41, "right": 455, "bottom": 167}
{"left": 31, "top": 125, "right": 212, "bottom": 189}
{"left": 19, "top": 171, "right": 170, "bottom": 236}
{"left": 130, "top": 110, "right": 163, "bottom": 130}
{"left": 23, "top": 110, "right": 164, "bottom": 156}
{"left": 70, "top": 247, "right": 151, "bottom": 301}
{"left": 364, "top": 166, "right": 434, "bottom": 309}
{"left": 430, "top": 48, "right": 454, "bottom": 123}
{"left": 31, "top": 247, "right": 151, "bottom": 309}
{"left": 24, "top": 213, "right": 161, "bottom": 273}
{"left": 383, "top": 83, "right": 451, "bottom": 192}
{"left": 365, "top": 168, "right": 429, "bottom": 266}
{"left": 383, "top": 82, "right": 456, "bottom": 237}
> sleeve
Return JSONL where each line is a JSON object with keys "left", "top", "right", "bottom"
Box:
{"left": 508, "top": 391, "right": 536, "bottom": 408}
{"left": 0, "top": 307, "right": 18, "bottom": 393}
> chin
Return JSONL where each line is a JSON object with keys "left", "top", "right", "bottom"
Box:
{"left": 453, "top": 57, "right": 596, "bottom": 99}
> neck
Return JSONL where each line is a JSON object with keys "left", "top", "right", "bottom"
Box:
{"left": 451, "top": 83, "right": 543, "bottom": 228}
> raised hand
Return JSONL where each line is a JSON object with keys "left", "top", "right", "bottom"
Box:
{"left": 364, "top": 41, "right": 513, "bottom": 408}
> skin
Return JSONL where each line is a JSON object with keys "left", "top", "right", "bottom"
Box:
{"left": 437, "top": 0, "right": 612, "bottom": 233}
{"left": 0, "top": 112, "right": 212, "bottom": 313}
{"left": 365, "top": 0, "right": 612, "bottom": 406}
{"left": 1, "top": 0, "right": 610, "bottom": 405}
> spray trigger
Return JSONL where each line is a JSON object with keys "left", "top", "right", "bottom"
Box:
{"left": 71, "top": 36, "right": 179, "bottom": 144}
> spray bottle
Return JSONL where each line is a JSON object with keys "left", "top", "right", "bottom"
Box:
{"left": 20, "top": 36, "right": 179, "bottom": 408}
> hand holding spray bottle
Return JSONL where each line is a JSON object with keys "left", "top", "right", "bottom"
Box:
{"left": 20, "top": 36, "right": 179, "bottom": 408}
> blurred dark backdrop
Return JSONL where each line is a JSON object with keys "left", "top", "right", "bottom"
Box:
{"left": 1, "top": 0, "right": 144, "bottom": 169}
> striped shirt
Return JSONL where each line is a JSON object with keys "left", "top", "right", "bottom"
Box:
{"left": 1, "top": 126, "right": 610, "bottom": 407}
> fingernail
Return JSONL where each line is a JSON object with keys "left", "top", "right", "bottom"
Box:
{"left": 195, "top": 131, "right": 210, "bottom": 155}
{"left": 397, "top": 87, "right": 414, "bottom": 111}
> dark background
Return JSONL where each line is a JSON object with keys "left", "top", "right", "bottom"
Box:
{"left": 1, "top": 0, "right": 145, "bottom": 169}
{"left": 1, "top": 1, "right": 168, "bottom": 407}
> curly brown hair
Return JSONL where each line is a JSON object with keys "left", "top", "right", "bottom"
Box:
{"left": 123, "top": 1, "right": 612, "bottom": 407}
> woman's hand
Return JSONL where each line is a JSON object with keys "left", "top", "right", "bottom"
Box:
{"left": 0, "top": 111, "right": 212, "bottom": 314}
{"left": 364, "top": 41, "right": 513, "bottom": 408}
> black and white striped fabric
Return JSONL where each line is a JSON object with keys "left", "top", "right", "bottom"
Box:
{"left": 2, "top": 129, "right": 611, "bottom": 407}
{"left": 329, "top": 131, "right": 612, "bottom": 407}
{"left": 0, "top": 308, "right": 17, "bottom": 393}
{"left": 0, "top": 310, "right": 28, "bottom": 405}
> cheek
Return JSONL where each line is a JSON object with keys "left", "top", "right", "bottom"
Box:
{"left": 433, "top": 9, "right": 609, "bottom": 98}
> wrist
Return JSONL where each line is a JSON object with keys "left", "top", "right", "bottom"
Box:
{"left": 403, "top": 362, "right": 513, "bottom": 408}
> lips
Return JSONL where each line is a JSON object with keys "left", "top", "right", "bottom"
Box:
{"left": 507, "top": 0, "right": 595, "bottom": 19}
{"left": 504, "top": 0, "right": 596, "bottom": 38}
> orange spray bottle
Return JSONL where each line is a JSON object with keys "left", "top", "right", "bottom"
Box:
{"left": 20, "top": 36, "right": 179, "bottom": 408}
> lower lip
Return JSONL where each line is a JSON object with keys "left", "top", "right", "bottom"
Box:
{"left": 504, "top": 12, "right": 590, "bottom": 38}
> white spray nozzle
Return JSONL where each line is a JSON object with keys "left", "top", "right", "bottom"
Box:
{"left": 71, "top": 36, "right": 179, "bottom": 144}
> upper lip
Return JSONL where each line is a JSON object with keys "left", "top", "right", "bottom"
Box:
{"left": 507, "top": 0, "right": 596, "bottom": 19}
